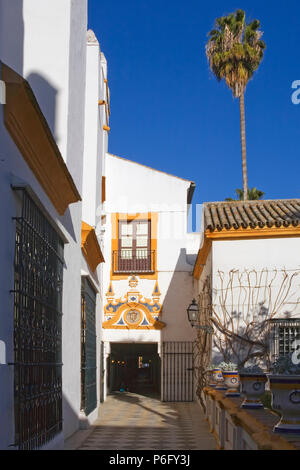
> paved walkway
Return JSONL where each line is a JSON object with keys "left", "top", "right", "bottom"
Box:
{"left": 65, "top": 392, "right": 216, "bottom": 450}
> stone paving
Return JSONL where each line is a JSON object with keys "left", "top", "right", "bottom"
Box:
{"left": 65, "top": 392, "right": 216, "bottom": 450}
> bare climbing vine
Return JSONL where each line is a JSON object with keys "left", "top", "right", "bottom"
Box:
{"left": 193, "top": 276, "right": 213, "bottom": 411}
{"left": 193, "top": 268, "right": 300, "bottom": 409}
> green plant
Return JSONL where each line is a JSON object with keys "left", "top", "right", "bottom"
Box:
{"left": 259, "top": 391, "right": 281, "bottom": 416}
{"left": 238, "top": 363, "right": 264, "bottom": 374}
{"left": 270, "top": 353, "right": 300, "bottom": 375}
{"left": 225, "top": 187, "right": 265, "bottom": 201}
{"left": 218, "top": 361, "right": 237, "bottom": 371}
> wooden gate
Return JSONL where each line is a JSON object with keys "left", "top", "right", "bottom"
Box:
{"left": 162, "top": 342, "right": 194, "bottom": 402}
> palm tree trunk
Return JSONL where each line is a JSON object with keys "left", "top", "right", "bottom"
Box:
{"left": 239, "top": 93, "right": 248, "bottom": 201}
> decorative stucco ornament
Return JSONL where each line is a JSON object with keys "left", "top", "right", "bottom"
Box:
{"left": 102, "top": 276, "right": 165, "bottom": 330}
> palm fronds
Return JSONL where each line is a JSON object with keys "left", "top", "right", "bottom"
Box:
{"left": 225, "top": 188, "right": 265, "bottom": 201}
{"left": 206, "top": 9, "right": 266, "bottom": 98}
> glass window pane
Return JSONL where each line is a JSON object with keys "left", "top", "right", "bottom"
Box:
{"left": 136, "top": 223, "right": 148, "bottom": 235}
{"left": 136, "top": 236, "right": 148, "bottom": 247}
{"left": 136, "top": 248, "right": 148, "bottom": 259}
{"left": 121, "top": 236, "right": 133, "bottom": 247}
{"left": 121, "top": 223, "right": 133, "bottom": 235}
{"left": 121, "top": 249, "right": 132, "bottom": 259}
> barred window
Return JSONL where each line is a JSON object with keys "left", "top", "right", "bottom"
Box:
{"left": 271, "top": 319, "right": 300, "bottom": 359}
{"left": 13, "top": 189, "right": 64, "bottom": 450}
{"left": 112, "top": 219, "right": 155, "bottom": 273}
{"left": 81, "top": 277, "right": 97, "bottom": 416}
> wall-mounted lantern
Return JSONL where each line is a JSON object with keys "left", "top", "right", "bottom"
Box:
{"left": 186, "top": 299, "right": 214, "bottom": 334}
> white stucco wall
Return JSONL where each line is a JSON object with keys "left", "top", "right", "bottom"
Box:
{"left": 212, "top": 238, "right": 300, "bottom": 320}
{"left": 196, "top": 236, "right": 300, "bottom": 365}
{"left": 102, "top": 154, "right": 198, "bottom": 399}
{"left": 82, "top": 30, "right": 107, "bottom": 228}
{"left": 212, "top": 237, "right": 300, "bottom": 272}
{"left": 0, "top": 0, "right": 24, "bottom": 75}
{"left": 106, "top": 153, "right": 191, "bottom": 214}
{"left": 0, "top": 0, "right": 87, "bottom": 448}
{"left": 22, "top": 1, "right": 72, "bottom": 164}
{"left": 80, "top": 29, "right": 108, "bottom": 423}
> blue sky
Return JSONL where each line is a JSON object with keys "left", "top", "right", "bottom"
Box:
{"left": 88, "top": 1, "right": 300, "bottom": 209}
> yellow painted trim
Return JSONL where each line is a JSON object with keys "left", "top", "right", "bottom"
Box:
{"left": 211, "top": 430, "right": 222, "bottom": 450}
{"left": 81, "top": 221, "right": 105, "bottom": 272}
{"left": 104, "top": 291, "right": 162, "bottom": 315}
{"left": 270, "top": 383, "right": 300, "bottom": 390}
{"left": 206, "top": 225, "right": 300, "bottom": 240}
{"left": 102, "top": 176, "right": 106, "bottom": 203}
{"left": 103, "top": 79, "right": 111, "bottom": 117}
{"left": 106, "top": 281, "right": 115, "bottom": 298}
{"left": 102, "top": 302, "right": 165, "bottom": 330}
{"left": 281, "top": 419, "right": 300, "bottom": 425}
{"left": 111, "top": 213, "right": 158, "bottom": 280}
{"left": 152, "top": 281, "right": 161, "bottom": 297}
{"left": 193, "top": 238, "right": 211, "bottom": 280}
{"left": 240, "top": 377, "right": 268, "bottom": 382}
{"left": 2, "top": 62, "right": 81, "bottom": 216}
{"left": 242, "top": 399, "right": 262, "bottom": 404}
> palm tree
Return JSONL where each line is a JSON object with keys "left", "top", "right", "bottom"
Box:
{"left": 206, "top": 10, "right": 266, "bottom": 201}
{"left": 225, "top": 187, "right": 265, "bottom": 201}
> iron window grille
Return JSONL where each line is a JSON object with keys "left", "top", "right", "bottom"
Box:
{"left": 271, "top": 319, "right": 300, "bottom": 360}
{"left": 81, "top": 277, "right": 97, "bottom": 416}
{"left": 13, "top": 189, "right": 64, "bottom": 450}
{"left": 113, "top": 249, "right": 155, "bottom": 274}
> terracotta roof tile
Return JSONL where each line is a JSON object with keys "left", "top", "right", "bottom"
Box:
{"left": 204, "top": 200, "right": 300, "bottom": 232}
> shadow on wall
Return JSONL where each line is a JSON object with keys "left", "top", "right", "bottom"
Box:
{"left": 212, "top": 308, "right": 295, "bottom": 367}
{"left": 26, "top": 74, "right": 78, "bottom": 241}
{"left": 0, "top": 0, "right": 24, "bottom": 159}
{"left": 10, "top": 392, "right": 81, "bottom": 450}
{"left": 26, "top": 72, "right": 58, "bottom": 139}
{"left": 62, "top": 392, "right": 82, "bottom": 446}
{"left": 161, "top": 248, "right": 196, "bottom": 342}
{"left": 0, "top": 2, "right": 79, "bottom": 449}
{"left": 0, "top": 0, "right": 24, "bottom": 451}
{"left": 0, "top": 0, "right": 24, "bottom": 75}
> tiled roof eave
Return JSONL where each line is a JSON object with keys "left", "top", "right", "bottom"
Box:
{"left": 204, "top": 200, "right": 300, "bottom": 233}
{"left": 205, "top": 224, "right": 300, "bottom": 240}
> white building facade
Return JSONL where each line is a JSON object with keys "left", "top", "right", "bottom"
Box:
{"left": 0, "top": 1, "right": 106, "bottom": 450}
{"left": 80, "top": 27, "right": 109, "bottom": 428}
{"left": 193, "top": 200, "right": 300, "bottom": 367}
{"left": 101, "top": 154, "right": 198, "bottom": 402}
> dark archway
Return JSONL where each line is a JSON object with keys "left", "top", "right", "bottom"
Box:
{"left": 108, "top": 343, "right": 160, "bottom": 398}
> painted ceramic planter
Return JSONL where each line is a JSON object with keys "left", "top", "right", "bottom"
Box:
{"left": 207, "top": 370, "right": 217, "bottom": 388}
{"left": 212, "top": 368, "right": 227, "bottom": 390}
{"left": 239, "top": 373, "right": 267, "bottom": 409}
{"left": 269, "top": 375, "right": 300, "bottom": 436}
{"left": 223, "top": 371, "right": 240, "bottom": 397}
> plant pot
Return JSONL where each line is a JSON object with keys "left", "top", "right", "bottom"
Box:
{"left": 223, "top": 371, "right": 240, "bottom": 397}
{"left": 212, "top": 368, "right": 227, "bottom": 390}
{"left": 207, "top": 370, "right": 217, "bottom": 388}
{"left": 269, "top": 374, "right": 300, "bottom": 436}
{"left": 239, "top": 373, "right": 267, "bottom": 409}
